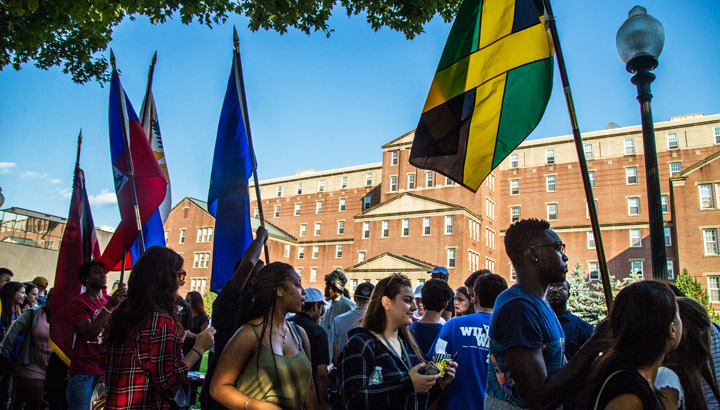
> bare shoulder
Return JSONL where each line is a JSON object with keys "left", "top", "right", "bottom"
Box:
{"left": 604, "top": 394, "right": 644, "bottom": 410}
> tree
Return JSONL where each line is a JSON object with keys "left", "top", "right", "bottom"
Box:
{"left": 675, "top": 268, "right": 720, "bottom": 323}
{"left": 202, "top": 288, "right": 218, "bottom": 318}
{"left": 1, "top": 0, "right": 461, "bottom": 84}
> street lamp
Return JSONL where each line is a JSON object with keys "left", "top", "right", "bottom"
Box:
{"left": 616, "top": 6, "right": 668, "bottom": 280}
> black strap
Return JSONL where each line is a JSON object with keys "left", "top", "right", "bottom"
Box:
{"left": 380, "top": 333, "right": 412, "bottom": 371}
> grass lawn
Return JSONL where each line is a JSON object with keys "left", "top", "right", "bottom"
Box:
{"left": 192, "top": 352, "right": 209, "bottom": 409}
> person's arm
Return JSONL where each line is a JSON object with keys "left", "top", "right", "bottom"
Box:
{"left": 315, "top": 364, "right": 329, "bottom": 410}
{"left": 228, "top": 227, "right": 268, "bottom": 294}
{"left": 74, "top": 284, "right": 127, "bottom": 340}
{"left": 604, "top": 394, "right": 645, "bottom": 410}
{"left": 181, "top": 326, "right": 215, "bottom": 368}
{"left": 0, "top": 309, "right": 33, "bottom": 370}
{"left": 296, "top": 326, "right": 318, "bottom": 410}
{"left": 332, "top": 342, "right": 339, "bottom": 367}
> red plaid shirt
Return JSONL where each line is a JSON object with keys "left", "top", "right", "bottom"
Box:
{"left": 102, "top": 311, "right": 188, "bottom": 409}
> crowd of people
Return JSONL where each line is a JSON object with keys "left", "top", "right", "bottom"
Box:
{"left": 1, "top": 218, "right": 720, "bottom": 409}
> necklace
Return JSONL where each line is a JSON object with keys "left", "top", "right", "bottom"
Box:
{"left": 273, "top": 323, "right": 288, "bottom": 344}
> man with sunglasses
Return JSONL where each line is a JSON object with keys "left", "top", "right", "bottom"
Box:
{"left": 485, "top": 218, "right": 609, "bottom": 410}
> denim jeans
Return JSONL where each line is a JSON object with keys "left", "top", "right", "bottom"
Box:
{"left": 66, "top": 374, "right": 102, "bottom": 410}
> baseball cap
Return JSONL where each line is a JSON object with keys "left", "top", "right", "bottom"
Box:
{"left": 32, "top": 276, "right": 49, "bottom": 288}
{"left": 324, "top": 269, "right": 348, "bottom": 290}
{"left": 354, "top": 282, "right": 374, "bottom": 299}
{"left": 428, "top": 266, "right": 449, "bottom": 279}
{"left": 304, "top": 288, "right": 328, "bottom": 305}
{"left": 414, "top": 285, "right": 423, "bottom": 298}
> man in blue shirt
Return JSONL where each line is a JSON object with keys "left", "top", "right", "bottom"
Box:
{"left": 485, "top": 218, "right": 609, "bottom": 409}
{"left": 428, "top": 273, "right": 508, "bottom": 410}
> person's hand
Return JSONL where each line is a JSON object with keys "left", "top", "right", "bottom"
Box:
{"left": 251, "top": 399, "right": 282, "bottom": 410}
{"left": 408, "top": 363, "right": 440, "bottom": 393}
{"left": 194, "top": 326, "right": 216, "bottom": 352}
{"left": 584, "top": 318, "right": 612, "bottom": 355}
{"left": 437, "top": 360, "right": 457, "bottom": 389}
{"left": 256, "top": 226, "right": 268, "bottom": 244}
{"left": 107, "top": 283, "right": 127, "bottom": 309}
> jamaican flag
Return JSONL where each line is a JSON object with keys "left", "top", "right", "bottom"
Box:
{"left": 410, "top": 0, "right": 554, "bottom": 192}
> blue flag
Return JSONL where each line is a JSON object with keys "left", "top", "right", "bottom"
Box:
{"left": 207, "top": 52, "right": 254, "bottom": 292}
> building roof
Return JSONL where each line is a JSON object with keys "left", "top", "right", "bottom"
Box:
{"left": 670, "top": 149, "right": 720, "bottom": 181}
{"left": 1, "top": 207, "right": 67, "bottom": 224}
{"left": 355, "top": 192, "right": 483, "bottom": 222}
{"left": 345, "top": 252, "right": 435, "bottom": 273}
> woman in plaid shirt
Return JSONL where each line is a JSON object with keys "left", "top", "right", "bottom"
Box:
{"left": 335, "top": 273, "right": 457, "bottom": 410}
{"left": 103, "top": 246, "right": 216, "bottom": 409}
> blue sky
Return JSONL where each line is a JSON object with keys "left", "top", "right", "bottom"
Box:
{"left": 1, "top": 0, "right": 719, "bottom": 227}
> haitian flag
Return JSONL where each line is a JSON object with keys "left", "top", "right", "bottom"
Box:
{"left": 100, "top": 66, "right": 167, "bottom": 270}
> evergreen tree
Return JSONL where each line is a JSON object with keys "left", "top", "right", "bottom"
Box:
{"left": 676, "top": 268, "right": 720, "bottom": 323}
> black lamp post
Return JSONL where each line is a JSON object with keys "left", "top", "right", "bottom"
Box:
{"left": 616, "top": 6, "right": 668, "bottom": 280}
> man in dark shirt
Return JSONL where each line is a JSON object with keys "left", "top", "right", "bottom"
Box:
{"left": 289, "top": 288, "right": 330, "bottom": 410}
{"left": 408, "top": 278, "right": 453, "bottom": 356}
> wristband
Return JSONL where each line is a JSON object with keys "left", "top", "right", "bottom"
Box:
{"left": 192, "top": 348, "right": 203, "bottom": 356}
{"left": 102, "top": 306, "right": 113, "bottom": 314}
{"left": 244, "top": 397, "right": 253, "bottom": 410}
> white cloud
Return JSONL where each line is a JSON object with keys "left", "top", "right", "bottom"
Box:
{"left": 20, "top": 171, "right": 39, "bottom": 178}
{"left": 60, "top": 188, "right": 72, "bottom": 199}
{"left": 88, "top": 189, "right": 117, "bottom": 207}
{"left": 0, "top": 162, "right": 16, "bottom": 175}
{"left": 47, "top": 178, "right": 62, "bottom": 184}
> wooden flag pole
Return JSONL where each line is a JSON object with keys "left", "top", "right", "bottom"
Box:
{"left": 541, "top": 0, "right": 613, "bottom": 309}
{"left": 233, "top": 27, "right": 269, "bottom": 264}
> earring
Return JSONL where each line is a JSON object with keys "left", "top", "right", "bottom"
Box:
{"left": 535, "top": 258, "right": 539, "bottom": 262}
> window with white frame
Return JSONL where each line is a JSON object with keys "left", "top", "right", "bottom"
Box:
{"left": 700, "top": 184, "right": 714, "bottom": 209}
{"left": 350, "top": 279, "right": 358, "bottom": 293}
{"left": 179, "top": 228, "right": 186, "bottom": 244}
{"left": 164, "top": 230, "right": 169, "bottom": 242}
{"left": 589, "top": 171, "right": 596, "bottom": 188}
{"left": 630, "top": 229, "right": 642, "bottom": 247}
{"left": 715, "top": 127, "right": 720, "bottom": 144}
{"left": 296, "top": 268, "right": 303, "bottom": 278}
{"left": 310, "top": 268, "right": 317, "bottom": 282}
{"left": 358, "top": 251, "right": 366, "bottom": 263}
{"left": 318, "top": 179, "right": 325, "bottom": 192}
{"left": 630, "top": 260, "right": 644, "bottom": 278}
{"left": 402, "top": 218, "right": 409, "bottom": 237}
{"left": 254, "top": 208, "right": 259, "bottom": 218}
{"left": 365, "top": 173, "right": 373, "bottom": 187}
{"left": 546, "top": 175, "right": 556, "bottom": 192}
{"left": 661, "top": 195, "right": 669, "bottom": 213}
{"left": 312, "top": 246, "right": 319, "bottom": 259}
{"left": 510, "top": 207, "right": 520, "bottom": 223}
{"left": 445, "top": 177, "right": 453, "bottom": 186}
{"left": 341, "top": 176, "right": 348, "bottom": 190}
{"left": 297, "top": 183, "right": 303, "bottom": 195}
{"left": 337, "top": 198, "right": 346, "bottom": 212}
{"left": 283, "top": 244, "right": 290, "bottom": 258}
{"left": 628, "top": 197, "right": 640, "bottom": 215}
{"left": 469, "top": 220, "right": 480, "bottom": 241}
{"left": 391, "top": 150, "right": 399, "bottom": 165}
{"left": 669, "top": 162, "right": 682, "bottom": 176}
{"left": 336, "top": 245, "right": 343, "bottom": 258}
{"left": 382, "top": 220, "right": 389, "bottom": 238}
{"left": 407, "top": 174, "right": 415, "bottom": 189}
{"left": 445, "top": 215, "right": 454, "bottom": 234}
{"left": 510, "top": 265, "right": 517, "bottom": 281}
{"left": 426, "top": 171, "right": 434, "bottom": 188}
{"left": 589, "top": 261, "right": 600, "bottom": 280}
{"left": 547, "top": 203, "right": 558, "bottom": 221}
{"left": 510, "top": 179, "right": 519, "bottom": 195}
{"left": 584, "top": 143, "right": 594, "bottom": 159}
{"left": 624, "top": 138, "right": 635, "bottom": 155}
{"left": 190, "top": 278, "right": 206, "bottom": 293}
{"left": 626, "top": 167, "right": 637, "bottom": 185}
{"left": 717, "top": 184, "right": 720, "bottom": 210}
{"left": 510, "top": 153, "right": 519, "bottom": 168}
{"left": 486, "top": 173, "right": 495, "bottom": 191}
{"left": 546, "top": 149, "right": 555, "bottom": 164}
{"left": 274, "top": 205, "right": 280, "bottom": 218}
{"left": 704, "top": 229, "right": 719, "bottom": 255}
{"left": 667, "top": 132, "right": 679, "bottom": 150}
{"left": 664, "top": 227, "right": 672, "bottom": 246}
{"left": 390, "top": 176, "right": 397, "bottom": 192}
{"left": 294, "top": 203, "right": 301, "bottom": 216}
{"left": 299, "top": 224, "right": 306, "bottom": 237}
{"left": 193, "top": 252, "right": 210, "bottom": 268}
{"left": 485, "top": 258, "right": 495, "bottom": 272}
{"left": 363, "top": 222, "right": 370, "bottom": 239}
{"left": 314, "top": 222, "right": 321, "bottom": 236}
{"left": 468, "top": 250, "right": 480, "bottom": 272}
{"left": 586, "top": 200, "right": 598, "bottom": 219}
{"left": 423, "top": 217, "right": 431, "bottom": 235}
{"left": 708, "top": 276, "right": 720, "bottom": 302}
{"left": 587, "top": 231, "right": 595, "bottom": 249}
{"left": 337, "top": 220, "right": 345, "bottom": 235}
{"left": 196, "top": 227, "right": 213, "bottom": 243}
{"left": 298, "top": 246, "right": 304, "bottom": 259}
{"left": 315, "top": 201, "right": 323, "bottom": 214}
{"left": 486, "top": 228, "right": 495, "bottom": 249}
{"left": 447, "top": 248, "right": 456, "bottom": 268}
{"left": 276, "top": 186, "right": 282, "bottom": 197}
{"left": 362, "top": 196, "right": 372, "bottom": 210}
{"left": 486, "top": 198, "right": 495, "bottom": 220}
{"left": 666, "top": 260, "right": 674, "bottom": 280}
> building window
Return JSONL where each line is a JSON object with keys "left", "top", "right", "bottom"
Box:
{"left": 179, "top": 228, "right": 186, "bottom": 244}
{"left": 316, "top": 201, "right": 323, "bottom": 214}
{"left": 362, "top": 196, "right": 371, "bottom": 210}
{"left": 363, "top": 222, "right": 370, "bottom": 239}
{"left": 717, "top": 184, "right": 720, "bottom": 210}
{"left": 338, "top": 198, "right": 346, "bottom": 212}
{"left": 584, "top": 143, "right": 594, "bottom": 159}
{"left": 588, "top": 171, "right": 596, "bottom": 188}
{"left": 276, "top": 186, "right": 282, "bottom": 197}
{"left": 630, "top": 229, "right": 642, "bottom": 247}
{"left": 447, "top": 248, "right": 456, "bottom": 268}
{"left": 318, "top": 179, "right": 325, "bottom": 192}
{"left": 547, "top": 203, "right": 558, "bottom": 221}
{"left": 283, "top": 244, "right": 290, "bottom": 258}
{"left": 391, "top": 150, "right": 399, "bottom": 165}
{"left": 667, "top": 260, "right": 674, "bottom": 280}
{"left": 365, "top": 173, "right": 373, "bottom": 187}
{"left": 299, "top": 224, "right": 307, "bottom": 238}
{"left": 426, "top": 171, "right": 434, "bottom": 188}
{"left": 486, "top": 173, "right": 495, "bottom": 192}
{"left": 190, "top": 278, "right": 207, "bottom": 294}
{"left": 486, "top": 198, "right": 495, "bottom": 220}
{"left": 310, "top": 268, "right": 317, "bottom": 282}
{"left": 715, "top": 127, "right": 720, "bottom": 144}
{"left": 510, "top": 207, "right": 520, "bottom": 223}
{"left": 402, "top": 219, "right": 409, "bottom": 237}
{"left": 624, "top": 138, "right": 635, "bottom": 155}
{"left": 486, "top": 228, "right": 495, "bottom": 249}
{"left": 485, "top": 258, "right": 495, "bottom": 272}
{"left": 669, "top": 162, "right": 682, "bottom": 176}
{"left": 445, "top": 215, "right": 453, "bottom": 234}
{"left": 510, "top": 265, "right": 517, "bottom": 281}
{"left": 468, "top": 250, "right": 480, "bottom": 272}
{"left": 630, "top": 260, "right": 644, "bottom": 279}
{"left": 336, "top": 245, "right": 343, "bottom": 258}
{"left": 510, "top": 153, "right": 519, "bottom": 168}
{"left": 193, "top": 252, "right": 210, "bottom": 268}
{"left": 628, "top": 197, "right": 640, "bottom": 216}
{"left": 358, "top": 251, "right": 366, "bottom": 263}
{"left": 341, "top": 176, "right": 347, "bottom": 190}
{"left": 587, "top": 231, "right": 595, "bottom": 249}
{"left": 164, "top": 230, "right": 169, "bottom": 242}
{"left": 661, "top": 195, "right": 669, "bottom": 213}
{"left": 626, "top": 167, "right": 637, "bottom": 185}
{"left": 382, "top": 220, "right": 389, "bottom": 238}
{"left": 293, "top": 203, "right": 301, "bottom": 216}
{"left": 297, "top": 183, "right": 303, "bottom": 195}
{"left": 298, "top": 246, "right": 305, "bottom": 259}
{"left": 546, "top": 149, "right": 555, "bottom": 164}
{"left": 469, "top": 220, "right": 480, "bottom": 241}
{"left": 337, "top": 221, "right": 345, "bottom": 235}
{"left": 312, "top": 246, "right": 319, "bottom": 259}
{"left": 296, "top": 268, "right": 303, "bottom": 278}
{"left": 700, "top": 184, "right": 714, "bottom": 209}
{"left": 709, "top": 277, "right": 720, "bottom": 302}
{"left": 274, "top": 205, "right": 280, "bottom": 218}
{"left": 407, "top": 174, "right": 415, "bottom": 189}
{"left": 546, "top": 175, "right": 556, "bottom": 192}
{"left": 586, "top": 200, "right": 598, "bottom": 219}
{"left": 445, "top": 177, "right": 454, "bottom": 186}
{"left": 704, "top": 229, "right": 719, "bottom": 255}
{"left": 510, "top": 179, "right": 519, "bottom": 195}
{"left": 667, "top": 132, "right": 679, "bottom": 150}
{"left": 314, "top": 223, "right": 321, "bottom": 236}
{"left": 664, "top": 227, "right": 672, "bottom": 246}
{"left": 589, "top": 261, "right": 600, "bottom": 280}
{"left": 253, "top": 207, "right": 259, "bottom": 218}
{"left": 390, "top": 176, "right": 397, "bottom": 192}
{"left": 196, "top": 227, "right": 213, "bottom": 243}
{"left": 423, "top": 217, "right": 431, "bottom": 235}
{"left": 182, "top": 207, "right": 189, "bottom": 219}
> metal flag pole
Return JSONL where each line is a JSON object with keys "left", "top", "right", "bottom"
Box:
{"left": 541, "top": 0, "right": 613, "bottom": 309}
{"left": 140, "top": 51, "right": 157, "bottom": 125}
{"left": 110, "top": 49, "right": 146, "bottom": 254}
{"left": 233, "top": 27, "right": 270, "bottom": 264}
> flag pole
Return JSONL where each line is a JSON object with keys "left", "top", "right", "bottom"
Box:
{"left": 120, "top": 245, "right": 126, "bottom": 283}
{"left": 141, "top": 51, "right": 157, "bottom": 124}
{"left": 233, "top": 27, "right": 270, "bottom": 264}
{"left": 76, "top": 130, "right": 83, "bottom": 168}
{"left": 541, "top": 0, "right": 613, "bottom": 309}
{"left": 110, "top": 49, "right": 146, "bottom": 254}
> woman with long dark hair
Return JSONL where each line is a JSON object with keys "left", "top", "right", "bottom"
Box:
{"left": 103, "top": 246, "right": 215, "bottom": 409}
{"left": 335, "top": 273, "right": 457, "bottom": 410}
{"left": 0, "top": 281, "right": 25, "bottom": 336}
{"left": 21, "top": 282, "right": 38, "bottom": 312}
{"left": 454, "top": 286, "right": 474, "bottom": 316}
{"left": 210, "top": 262, "right": 316, "bottom": 410}
{"left": 583, "top": 281, "right": 682, "bottom": 410}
